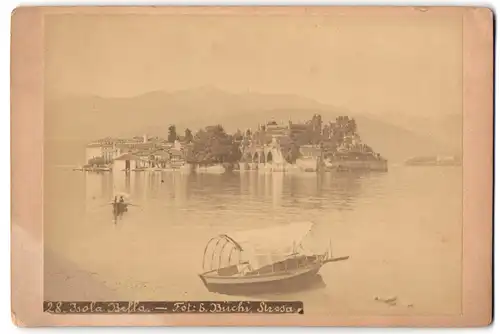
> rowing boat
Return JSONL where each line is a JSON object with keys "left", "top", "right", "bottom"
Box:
{"left": 199, "top": 222, "right": 349, "bottom": 294}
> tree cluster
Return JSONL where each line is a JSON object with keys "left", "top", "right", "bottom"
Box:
{"left": 169, "top": 114, "right": 364, "bottom": 165}
{"left": 187, "top": 125, "right": 241, "bottom": 164}
{"left": 87, "top": 156, "right": 106, "bottom": 166}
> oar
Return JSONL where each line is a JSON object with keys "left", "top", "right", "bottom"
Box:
{"left": 323, "top": 256, "right": 349, "bottom": 264}
{"left": 95, "top": 202, "right": 115, "bottom": 208}
{"left": 126, "top": 203, "right": 145, "bottom": 212}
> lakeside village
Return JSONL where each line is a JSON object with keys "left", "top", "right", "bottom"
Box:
{"left": 81, "top": 114, "right": 389, "bottom": 175}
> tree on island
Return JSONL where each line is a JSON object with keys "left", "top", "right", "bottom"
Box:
{"left": 347, "top": 118, "right": 357, "bottom": 134}
{"left": 189, "top": 125, "right": 240, "bottom": 164}
{"left": 233, "top": 129, "right": 243, "bottom": 142}
{"left": 184, "top": 128, "right": 193, "bottom": 143}
{"left": 168, "top": 125, "right": 177, "bottom": 143}
{"left": 227, "top": 134, "right": 242, "bottom": 163}
{"left": 278, "top": 136, "right": 301, "bottom": 164}
{"left": 87, "top": 156, "right": 106, "bottom": 166}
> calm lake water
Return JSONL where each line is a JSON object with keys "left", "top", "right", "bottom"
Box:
{"left": 44, "top": 166, "right": 463, "bottom": 316}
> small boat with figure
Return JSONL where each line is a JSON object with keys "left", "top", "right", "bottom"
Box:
{"left": 199, "top": 222, "right": 349, "bottom": 294}
{"left": 109, "top": 192, "right": 137, "bottom": 221}
{"left": 111, "top": 200, "right": 128, "bottom": 212}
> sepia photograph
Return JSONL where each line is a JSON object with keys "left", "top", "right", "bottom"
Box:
{"left": 11, "top": 5, "right": 493, "bottom": 327}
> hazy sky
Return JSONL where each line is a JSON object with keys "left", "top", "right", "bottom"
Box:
{"left": 45, "top": 13, "right": 463, "bottom": 118}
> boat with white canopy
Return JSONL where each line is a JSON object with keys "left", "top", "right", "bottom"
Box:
{"left": 199, "top": 222, "right": 349, "bottom": 293}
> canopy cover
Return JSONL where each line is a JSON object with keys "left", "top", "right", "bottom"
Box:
{"left": 221, "top": 222, "right": 315, "bottom": 270}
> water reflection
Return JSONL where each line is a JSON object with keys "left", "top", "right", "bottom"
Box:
{"left": 271, "top": 173, "right": 284, "bottom": 208}
{"left": 111, "top": 170, "right": 131, "bottom": 196}
{"left": 171, "top": 172, "right": 190, "bottom": 206}
{"left": 49, "top": 166, "right": 463, "bottom": 314}
{"left": 85, "top": 170, "right": 381, "bottom": 217}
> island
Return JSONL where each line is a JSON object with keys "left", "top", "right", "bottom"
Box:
{"left": 80, "top": 114, "right": 388, "bottom": 174}
{"left": 405, "top": 155, "right": 462, "bottom": 167}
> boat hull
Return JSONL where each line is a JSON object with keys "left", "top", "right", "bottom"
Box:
{"left": 328, "top": 159, "right": 388, "bottom": 172}
{"left": 199, "top": 264, "right": 322, "bottom": 295}
{"left": 295, "top": 158, "right": 318, "bottom": 172}
{"left": 195, "top": 164, "right": 226, "bottom": 174}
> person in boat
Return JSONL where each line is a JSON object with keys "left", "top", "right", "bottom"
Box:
{"left": 112, "top": 196, "right": 128, "bottom": 222}
{"left": 118, "top": 196, "right": 128, "bottom": 213}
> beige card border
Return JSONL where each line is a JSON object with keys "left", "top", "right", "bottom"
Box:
{"left": 10, "top": 6, "right": 493, "bottom": 327}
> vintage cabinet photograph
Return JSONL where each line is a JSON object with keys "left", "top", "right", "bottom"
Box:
{"left": 11, "top": 6, "right": 492, "bottom": 327}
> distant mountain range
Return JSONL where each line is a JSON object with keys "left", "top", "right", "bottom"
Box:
{"left": 45, "top": 87, "right": 462, "bottom": 164}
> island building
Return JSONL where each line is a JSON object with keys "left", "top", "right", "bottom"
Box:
{"left": 85, "top": 134, "right": 190, "bottom": 171}
{"left": 238, "top": 114, "right": 387, "bottom": 172}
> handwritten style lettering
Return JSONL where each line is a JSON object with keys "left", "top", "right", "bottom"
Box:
{"left": 43, "top": 301, "right": 303, "bottom": 314}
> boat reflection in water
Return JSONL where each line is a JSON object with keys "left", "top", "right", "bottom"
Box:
{"left": 110, "top": 192, "right": 132, "bottom": 223}
{"left": 199, "top": 222, "right": 349, "bottom": 295}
